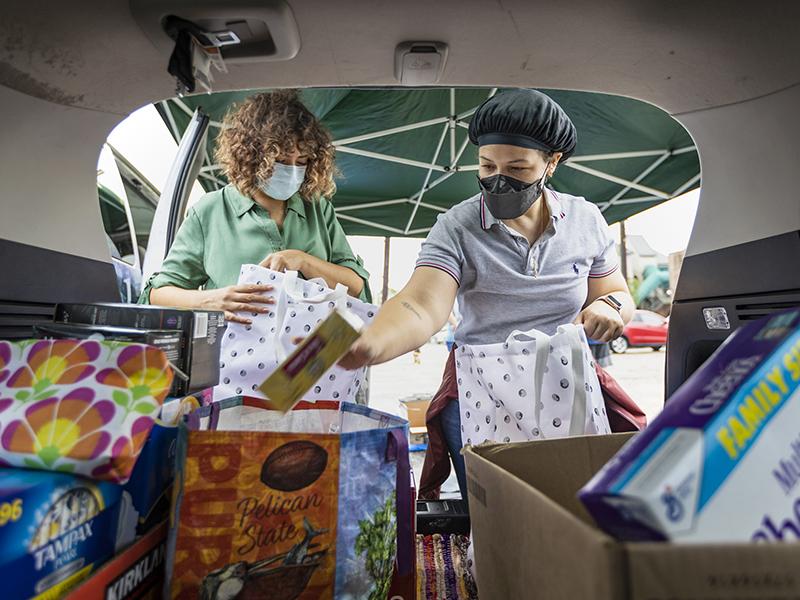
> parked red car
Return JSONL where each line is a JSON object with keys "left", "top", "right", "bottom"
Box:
{"left": 610, "top": 310, "right": 668, "bottom": 353}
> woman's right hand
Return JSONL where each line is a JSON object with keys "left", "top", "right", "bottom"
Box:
{"left": 200, "top": 284, "right": 276, "bottom": 325}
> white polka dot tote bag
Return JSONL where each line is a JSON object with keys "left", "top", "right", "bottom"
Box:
{"left": 455, "top": 323, "right": 610, "bottom": 447}
{"left": 213, "top": 264, "right": 376, "bottom": 402}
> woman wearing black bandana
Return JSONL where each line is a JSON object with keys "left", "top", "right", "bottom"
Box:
{"left": 341, "top": 89, "right": 636, "bottom": 501}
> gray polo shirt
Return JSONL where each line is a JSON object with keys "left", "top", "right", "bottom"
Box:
{"left": 416, "top": 188, "right": 619, "bottom": 346}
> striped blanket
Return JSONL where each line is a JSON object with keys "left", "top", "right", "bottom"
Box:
{"left": 416, "top": 534, "right": 478, "bottom": 599}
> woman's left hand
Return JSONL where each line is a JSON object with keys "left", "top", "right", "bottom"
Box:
{"left": 260, "top": 250, "right": 309, "bottom": 273}
{"left": 574, "top": 300, "right": 624, "bottom": 343}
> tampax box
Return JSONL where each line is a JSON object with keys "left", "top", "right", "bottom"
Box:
{"left": 580, "top": 308, "right": 800, "bottom": 543}
{"left": 464, "top": 434, "right": 800, "bottom": 600}
{"left": 0, "top": 469, "right": 124, "bottom": 599}
{"left": 55, "top": 303, "right": 224, "bottom": 396}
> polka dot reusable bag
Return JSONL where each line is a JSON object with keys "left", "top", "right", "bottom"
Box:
{"left": 213, "top": 265, "right": 376, "bottom": 403}
{"left": 455, "top": 323, "right": 610, "bottom": 447}
{"left": 457, "top": 323, "right": 610, "bottom": 584}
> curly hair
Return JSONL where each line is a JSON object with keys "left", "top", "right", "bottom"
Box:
{"left": 214, "top": 89, "right": 337, "bottom": 201}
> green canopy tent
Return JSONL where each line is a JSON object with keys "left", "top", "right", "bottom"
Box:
{"left": 156, "top": 87, "right": 699, "bottom": 238}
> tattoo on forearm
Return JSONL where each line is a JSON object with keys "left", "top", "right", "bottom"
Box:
{"left": 401, "top": 301, "right": 422, "bottom": 320}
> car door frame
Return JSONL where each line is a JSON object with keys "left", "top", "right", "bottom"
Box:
{"left": 142, "top": 108, "right": 210, "bottom": 283}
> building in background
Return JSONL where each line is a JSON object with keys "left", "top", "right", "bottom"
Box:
{"left": 622, "top": 235, "right": 667, "bottom": 280}
{"left": 618, "top": 234, "right": 679, "bottom": 316}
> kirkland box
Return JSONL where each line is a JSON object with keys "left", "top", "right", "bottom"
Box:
{"left": 55, "top": 303, "right": 224, "bottom": 396}
{"left": 464, "top": 434, "right": 800, "bottom": 600}
{"left": 65, "top": 521, "right": 168, "bottom": 600}
{"left": 0, "top": 469, "right": 126, "bottom": 600}
{"left": 580, "top": 308, "right": 800, "bottom": 543}
{"left": 33, "top": 322, "right": 182, "bottom": 373}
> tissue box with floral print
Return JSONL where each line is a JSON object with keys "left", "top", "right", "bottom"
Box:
{"left": 0, "top": 339, "right": 173, "bottom": 483}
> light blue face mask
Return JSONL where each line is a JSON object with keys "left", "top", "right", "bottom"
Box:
{"left": 258, "top": 163, "right": 307, "bottom": 201}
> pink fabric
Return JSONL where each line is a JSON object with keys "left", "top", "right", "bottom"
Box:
{"left": 420, "top": 349, "right": 459, "bottom": 500}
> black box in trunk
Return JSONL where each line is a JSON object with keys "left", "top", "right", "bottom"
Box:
{"left": 53, "top": 303, "right": 224, "bottom": 396}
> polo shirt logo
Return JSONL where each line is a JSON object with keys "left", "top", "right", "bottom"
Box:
{"left": 573, "top": 263, "right": 579, "bottom": 275}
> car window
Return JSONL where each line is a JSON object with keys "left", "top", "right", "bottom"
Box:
{"left": 119, "top": 167, "right": 157, "bottom": 254}
{"left": 96, "top": 143, "right": 161, "bottom": 267}
{"left": 98, "top": 183, "right": 136, "bottom": 263}
{"left": 639, "top": 311, "right": 665, "bottom": 325}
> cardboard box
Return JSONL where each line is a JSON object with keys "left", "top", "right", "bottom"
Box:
{"left": 580, "top": 309, "right": 800, "bottom": 543}
{"left": 400, "top": 397, "right": 429, "bottom": 436}
{"left": 0, "top": 469, "right": 124, "bottom": 600}
{"left": 34, "top": 322, "right": 183, "bottom": 371}
{"left": 65, "top": 522, "right": 168, "bottom": 600}
{"left": 55, "top": 303, "right": 224, "bottom": 396}
{"left": 464, "top": 433, "right": 800, "bottom": 600}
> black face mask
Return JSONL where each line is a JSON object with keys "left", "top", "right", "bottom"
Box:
{"left": 478, "top": 167, "right": 548, "bottom": 220}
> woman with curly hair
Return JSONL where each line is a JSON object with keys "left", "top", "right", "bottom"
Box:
{"left": 141, "top": 90, "right": 371, "bottom": 323}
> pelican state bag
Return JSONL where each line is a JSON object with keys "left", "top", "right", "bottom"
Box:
{"left": 166, "top": 397, "right": 412, "bottom": 600}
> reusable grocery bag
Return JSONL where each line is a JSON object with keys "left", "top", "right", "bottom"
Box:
{"left": 166, "top": 397, "right": 412, "bottom": 600}
{"left": 122, "top": 396, "right": 201, "bottom": 534}
{"left": 0, "top": 338, "right": 173, "bottom": 482}
{"left": 214, "top": 265, "right": 377, "bottom": 403}
{"left": 455, "top": 323, "right": 610, "bottom": 446}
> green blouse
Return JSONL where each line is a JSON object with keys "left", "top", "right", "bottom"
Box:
{"left": 140, "top": 185, "right": 371, "bottom": 303}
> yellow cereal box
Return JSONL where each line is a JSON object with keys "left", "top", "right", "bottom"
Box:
{"left": 259, "top": 310, "right": 363, "bottom": 412}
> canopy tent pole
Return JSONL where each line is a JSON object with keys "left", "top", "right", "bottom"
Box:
{"left": 606, "top": 172, "right": 702, "bottom": 207}
{"left": 202, "top": 148, "right": 219, "bottom": 190}
{"left": 672, "top": 173, "right": 702, "bottom": 195}
{"left": 563, "top": 162, "right": 671, "bottom": 199}
{"left": 382, "top": 236, "right": 391, "bottom": 304}
{"left": 171, "top": 97, "right": 225, "bottom": 128}
{"left": 620, "top": 219, "right": 629, "bottom": 282}
{"left": 334, "top": 198, "right": 410, "bottom": 212}
{"left": 612, "top": 196, "right": 662, "bottom": 206}
{"left": 409, "top": 171, "right": 455, "bottom": 197}
{"left": 449, "top": 88, "right": 456, "bottom": 164}
{"left": 453, "top": 87, "right": 497, "bottom": 123}
{"left": 404, "top": 122, "right": 450, "bottom": 234}
{"left": 600, "top": 152, "right": 672, "bottom": 213}
{"left": 406, "top": 226, "right": 433, "bottom": 236}
{"left": 450, "top": 135, "right": 471, "bottom": 170}
{"left": 571, "top": 149, "right": 668, "bottom": 162}
{"left": 335, "top": 213, "right": 406, "bottom": 235}
{"left": 336, "top": 146, "right": 448, "bottom": 172}
{"left": 599, "top": 145, "right": 695, "bottom": 212}
{"left": 333, "top": 116, "right": 450, "bottom": 146}
{"left": 159, "top": 101, "right": 182, "bottom": 142}
{"left": 198, "top": 172, "right": 227, "bottom": 188}
{"left": 413, "top": 199, "right": 448, "bottom": 213}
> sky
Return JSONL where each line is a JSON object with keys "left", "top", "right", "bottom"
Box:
{"left": 100, "top": 104, "right": 700, "bottom": 297}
